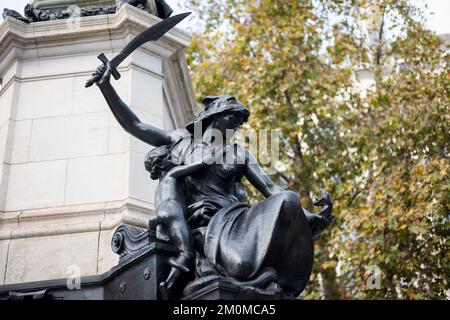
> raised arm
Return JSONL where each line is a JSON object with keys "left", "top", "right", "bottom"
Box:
{"left": 95, "top": 63, "right": 172, "bottom": 147}
{"left": 243, "top": 148, "right": 285, "bottom": 198}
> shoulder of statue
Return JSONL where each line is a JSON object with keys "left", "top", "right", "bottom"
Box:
{"left": 170, "top": 129, "right": 191, "bottom": 144}
{"left": 170, "top": 130, "right": 193, "bottom": 164}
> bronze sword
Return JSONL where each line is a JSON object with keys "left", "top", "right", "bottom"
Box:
{"left": 85, "top": 12, "right": 191, "bottom": 88}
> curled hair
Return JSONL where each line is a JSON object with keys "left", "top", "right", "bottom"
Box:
{"left": 144, "top": 145, "right": 171, "bottom": 173}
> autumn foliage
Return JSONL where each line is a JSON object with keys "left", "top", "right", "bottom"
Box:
{"left": 183, "top": 0, "right": 449, "bottom": 299}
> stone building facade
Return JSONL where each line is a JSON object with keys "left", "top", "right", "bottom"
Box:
{"left": 0, "top": 1, "right": 196, "bottom": 284}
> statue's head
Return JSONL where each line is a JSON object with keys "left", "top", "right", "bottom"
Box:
{"left": 144, "top": 145, "right": 174, "bottom": 180}
{"left": 186, "top": 95, "right": 250, "bottom": 135}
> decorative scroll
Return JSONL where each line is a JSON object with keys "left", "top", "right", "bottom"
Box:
{"left": 111, "top": 224, "right": 157, "bottom": 260}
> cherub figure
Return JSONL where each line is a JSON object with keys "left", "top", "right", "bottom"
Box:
{"left": 144, "top": 144, "right": 218, "bottom": 299}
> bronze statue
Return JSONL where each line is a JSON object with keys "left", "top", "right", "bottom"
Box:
{"left": 85, "top": 12, "right": 333, "bottom": 299}
{"left": 91, "top": 62, "right": 333, "bottom": 298}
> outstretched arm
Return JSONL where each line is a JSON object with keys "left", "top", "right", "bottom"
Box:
{"left": 168, "top": 152, "right": 220, "bottom": 178}
{"left": 243, "top": 148, "right": 285, "bottom": 198}
{"left": 95, "top": 63, "right": 172, "bottom": 147}
{"left": 167, "top": 161, "right": 207, "bottom": 179}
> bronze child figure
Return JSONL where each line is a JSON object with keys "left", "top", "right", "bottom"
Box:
{"left": 144, "top": 145, "right": 218, "bottom": 299}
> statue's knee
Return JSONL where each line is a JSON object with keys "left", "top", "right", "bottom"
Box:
{"left": 156, "top": 209, "right": 173, "bottom": 225}
{"left": 278, "top": 191, "right": 301, "bottom": 208}
{"left": 229, "top": 260, "right": 253, "bottom": 280}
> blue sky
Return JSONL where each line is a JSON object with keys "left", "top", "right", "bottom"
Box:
{"left": 1, "top": 0, "right": 449, "bottom": 35}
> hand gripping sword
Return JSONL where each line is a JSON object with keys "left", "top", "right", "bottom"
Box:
{"left": 85, "top": 12, "right": 191, "bottom": 88}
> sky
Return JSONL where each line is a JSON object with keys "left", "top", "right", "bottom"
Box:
{"left": 1, "top": 0, "right": 449, "bottom": 35}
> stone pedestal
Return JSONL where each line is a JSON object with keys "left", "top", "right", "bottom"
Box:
{"left": 0, "top": 225, "right": 285, "bottom": 300}
{"left": 0, "top": 4, "right": 196, "bottom": 285}
{"left": 182, "top": 282, "right": 286, "bottom": 300}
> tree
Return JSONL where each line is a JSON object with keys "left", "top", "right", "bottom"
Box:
{"left": 183, "top": 0, "right": 449, "bottom": 299}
